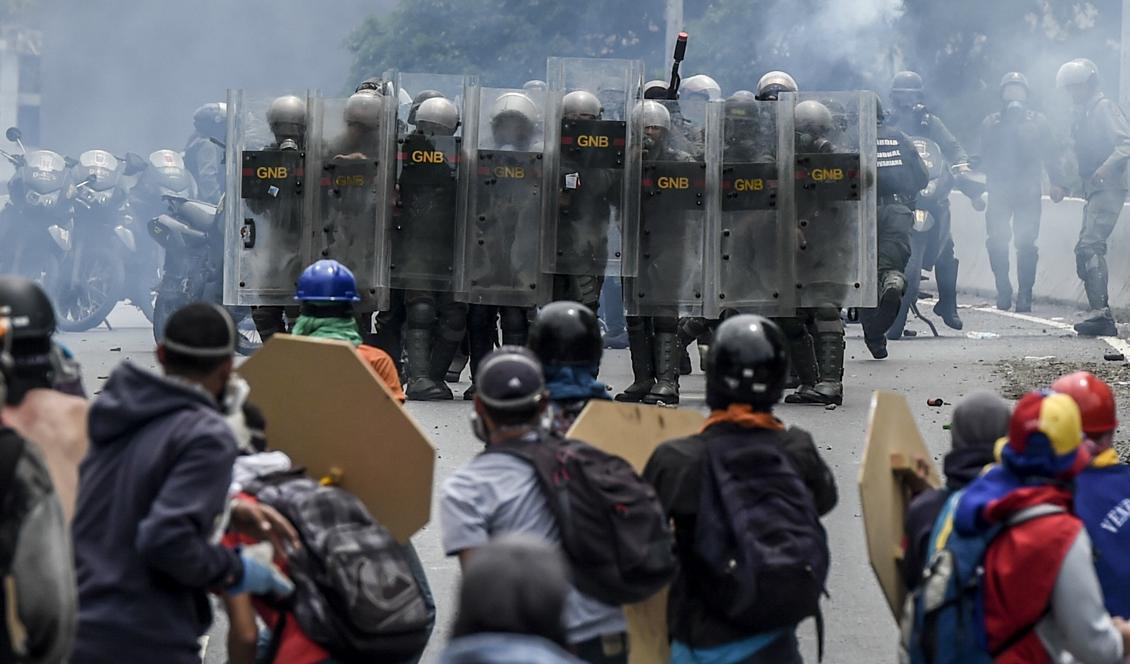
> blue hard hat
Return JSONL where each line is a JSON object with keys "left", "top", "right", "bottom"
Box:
{"left": 295, "top": 260, "right": 362, "bottom": 302}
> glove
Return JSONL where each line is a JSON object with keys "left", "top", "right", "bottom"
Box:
{"left": 228, "top": 542, "right": 294, "bottom": 598}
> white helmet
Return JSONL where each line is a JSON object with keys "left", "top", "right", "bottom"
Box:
{"left": 490, "top": 92, "right": 538, "bottom": 125}
{"left": 633, "top": 100, "right": 671, "bottom": 131}
{"left": 343, "top": 91, "right": 384, "bottom": 129}
{"left": 755, "top": 71, "right": 798, "bottom": 101}
{"left": 1056, "top": 58, "right": 1099, "bottom": 89}
{"left": 414, "top": 97, "right": 460, "bottom": 135}
{"left": 562, "top": 90, "right": 602, "bottom": 119}
{"left": 643, "top": 79, "right": 668, "bottom": 98}
{"left": 794, "top": 100, "right": 834, "bottom": 137}
{"left": 682, "top": 74, "right": 723, "bottom": 101}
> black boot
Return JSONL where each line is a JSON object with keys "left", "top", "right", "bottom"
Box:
{"left": 1076, "top": 267, "right": 1117, "bottom": 336}
{"left": 404, "top": 329, "right": 452, "bottom": 401}
{"left": 988, "top": 248, "right": 1012, "bottom": 311}
{"left": 1015, "top": 249, "right": 1036, "bottom": 313}
{"left": 615, "top": 319, "right": 655, "bottom": 402}
{"left": 933, "top": 258, "right": 964, "bottom": 330}
{"left": 643, "top": 331, "right": 680, "bottom": 405}
{"left": 1075, "top": 309, "right": 1118, "bottom": 337}
{"left": 783, "top": 331, "right": 823, "bottom": 404}
{"left": 811, "top": 329, "right": 845, "bottom": 406}
{"left": 865, "top": 271, "right": 905, "bottom": 358}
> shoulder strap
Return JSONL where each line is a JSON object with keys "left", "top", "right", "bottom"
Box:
{"left": 1004, "top": 504, "right": 1065, "bottom": 528}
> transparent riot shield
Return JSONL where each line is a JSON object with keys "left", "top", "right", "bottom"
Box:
{"left": 784, "top": 91, "right": 877, "bottom": 309}
{"left": 388, "top": 74, "right": 472, "bottom": 294}
{"left": 703, "top": 97, "right": 796, "bottom": 318}
{"left": 223, "top": 90, "right": 314, "bottom": 306}
{"left": 541, "top": 57, "right": 642, "bottom": 278}
{"left": 454, "top": 86, "right": 549, "bottom": 307}
{"left": 304, "top": 91, "right": 396, "bottom": 308}
{"left": 623, "top": 98, "right": 712, "bottom": 318}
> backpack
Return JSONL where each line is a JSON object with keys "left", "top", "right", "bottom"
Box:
{"left": 486, "top": 434, "right": 677, "bottom": 605}
{"left": 693, "top": 430, "right": 830, "bottom": 638}
{"left": 245, "top": 471, "right": 434, "bottom": 663}
{"left": 898, "top": 491, "right": 1063, "bottom": 664}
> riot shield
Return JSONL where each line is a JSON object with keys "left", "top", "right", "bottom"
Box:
{"left": 305, "top": 91, "right": 396, "bottom": 308}
{"left": 223, "top": 90, "right": 314, "bottom": 306}
{"left": 624, "top": 98, "right": 712, "bottom": 318}
{"left": 454, "top": 86, "right": 549, "bottom": 307}
{"left": 703, "top": 97, "right": 795, "bottom": 319}
{"left": 389, "top": 73, "right": 472, "bottom": 293}
{"left": 541, "top": 57, "right": 642, "bottom": 278}
{"left": 784, "top": 91, "right": 878, "bottom": 309}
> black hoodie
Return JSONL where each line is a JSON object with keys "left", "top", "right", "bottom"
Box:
{"left": 72, "top": 362, "right": 241, "bottom": 664}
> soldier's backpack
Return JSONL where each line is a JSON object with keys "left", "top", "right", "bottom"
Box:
{"left": 246, "top": 471, "right": 433, "bottom": 663}
{"left": 898, "top": 491, "right": 1064, "bottom": 664}
{"left": 693, "top": 430, "right": 830, "bottom": 648}
{"left": 486, "top": 434, "right": 677, "bottom": 605}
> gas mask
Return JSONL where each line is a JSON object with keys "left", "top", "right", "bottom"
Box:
{"left": 1003, "top": 100, "right": 1026, "bottom": 123}
{"left": 796, "top": 133, "right": 833, "bottom": 154}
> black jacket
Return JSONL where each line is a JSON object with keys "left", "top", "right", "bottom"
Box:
{"left": 642, "top": 422, "right": 837, "bottom": 647}
{"left": 877, "top": 125, "right": 930, "bottom": 200}
{"left": 900, "top": 445, "right": 996, "bottom": 591}
{"left": 72, "top": 363, "right": 241, "bottom": 664}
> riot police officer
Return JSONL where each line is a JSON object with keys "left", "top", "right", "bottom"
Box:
{"left": 978, "top": 72, "right": 1066, "bottom": 313}
{"left": 1055, "top": 59, "right": 1130, "bottom": 336}
{"left": 184, "top": 102, "right": 226, "bottom": 205}
{"left": 249, "top": 94, "right": 306, "bottom": 341}
{"left": 887, "top": 71, "right": 970, "bottom": 330}
{"left": 863, "top": 97, "right": 929, "bottom": 359}
{"left": 781, "top": 100, "right": 849, "bottom": 405}
{"left": 397, "top": 96, "right": 467, "bottom": 400}
{"left": 616, "top": 100, "right": 693, "bottom": 405}
{"left": 551, "top": 90, "right": 617, "bottom": 313}
{"left": 465, "top": 92, "right": 542, "bottom": 400}
{"left": 680, "top": 74, "right": 722, "bottom": 102}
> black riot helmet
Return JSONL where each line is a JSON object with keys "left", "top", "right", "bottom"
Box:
{"left": 705, "top": 315, "right": 788, "bottom": 411}
{"left": 528, "top": 301, "right": 602, "bottom": 368}
{"left": 890, "top": 70, "right": 924, "bottom": 109}
{"left": 0, "top": 276, "right": 57, "bottom": 405}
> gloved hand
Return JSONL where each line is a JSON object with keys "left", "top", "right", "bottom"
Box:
{"left": 228, "top": 542, "right": 294, "bottom": 598}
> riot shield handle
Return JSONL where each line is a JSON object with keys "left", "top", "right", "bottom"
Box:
{"left": 667, "top": 32, "right": 688, "bottom": 100}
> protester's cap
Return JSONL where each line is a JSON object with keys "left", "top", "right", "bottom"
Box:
{"left": 162, "top": 303, "right": 236, "bottom": 358}
{"left": 1051, "top": 371, "right": 1117, "bottom": 436}
{"left": 1003, "top": 389, "right": 1087, "bottom": 478}
{"left": 475, "top": 346, "right": 545, "bottom": 412}
{"left": 453, "top": 533, "right": 569, "bottom": 644}
{"left": 950, "top": 390, "right": 1012, "bottom": 451}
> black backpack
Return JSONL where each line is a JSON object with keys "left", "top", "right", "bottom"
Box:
{"left": 487, "top": 434, "right": 677, "bottom": 605}
{"left": 246, "top": 471, "right": 434, "bottom": 663}
{"left": 694, "top": 430, "right": 830, "bottom": 638}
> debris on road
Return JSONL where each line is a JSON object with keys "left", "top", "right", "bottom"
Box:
{"left": 927, "top": 398, "right": 944, "bottom": 407}
{"left": 1104, "top": 353, "right": 1125, "bottom": 362}
{"left": 966, "top": 331, "right": 999, "bottom": 340}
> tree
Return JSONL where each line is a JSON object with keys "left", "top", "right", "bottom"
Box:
{"left": 347, "top": 0, "right": 666, "bottom": 87}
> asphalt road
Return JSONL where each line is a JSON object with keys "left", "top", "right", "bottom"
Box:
{"left": 61, "top": 295, "right": 1129, "bottom": 664}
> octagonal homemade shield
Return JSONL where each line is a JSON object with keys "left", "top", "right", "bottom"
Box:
{"left": 238, "top": 334, "right": 435, "bottom": 542}
{"left": 567, "top": 400, "right": 705, "bottom": 664}
{"left": 859, "top": 390, "right": 941, "bottom": 619}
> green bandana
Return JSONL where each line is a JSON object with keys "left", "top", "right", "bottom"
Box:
{"left": 290, "top": 315, "right": 363, "bottom": 347}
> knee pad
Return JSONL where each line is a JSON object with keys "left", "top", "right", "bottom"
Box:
{"left": 405, "top": 300, "right": 436, "bottom": 328}
{"left": 880, "top": 270, "right": 907, "bottom": 296}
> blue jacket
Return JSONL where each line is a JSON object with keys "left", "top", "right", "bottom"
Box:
{"left": 1076, "top": 458, "right": 1130, "bottom": 618}
{"left": 72, "top": 363, "right": 241, "bottom": 663}
{"left": 440, "top": 633, "right": 584, "bottom": 664}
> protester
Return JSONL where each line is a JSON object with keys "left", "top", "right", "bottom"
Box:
{"left": 901, "top": 389, "right": 1010, "bottom": 591}
{"left": 441, "top": 533, "right": 584, "bottom": 663}
{"left": 644, "top": 315, "right": 837, "bottom": 664}
{"left": 0, "top": 293, "right": 75, "bottom": 663}
{"left": 440, "top": 347, "right": 628, "bottom": 663}
{"left": 527, "top": 300, "right": 609, "bottom": 434}
{"left": 291, "top": 259, "right": 405, "bottom": 403}
{"left": 0, "top": 276, "right": 87, "bottom": 520}
{"left": 71, "top": 303, "right": 294, "bottom": 663}
{"left": 1051, "top": 371, "right": 1130, "bottom": 619}
{"left": 954, "top": 390, "right": 1130, "bottom": 663}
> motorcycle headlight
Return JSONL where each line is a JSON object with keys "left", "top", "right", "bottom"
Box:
{"left": 26, "top": 190, "right": 60, "bottom": 207}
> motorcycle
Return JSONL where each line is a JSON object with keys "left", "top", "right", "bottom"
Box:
{"left": 148, "top": 193, "right": 261, "bottom": 355}
{"left": 0, "top": 127, "right": 71, "bottom": 289}
{"left": 52, "top": 149, "right": 147, "bottom": 332}
{"left": 123, "top": 149, "right": 200, "bottom": 323}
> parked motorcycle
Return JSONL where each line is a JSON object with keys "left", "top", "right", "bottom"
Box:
{"left": 0, "top": 127, "right": 71, "bottom": 289}
{"left": 148, "top": 193, "right": 260, "bottom": 355}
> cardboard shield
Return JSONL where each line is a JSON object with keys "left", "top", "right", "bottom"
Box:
{"left": 859, "top": 390, "right": 941, "bottom": 619}
{"left": 566, "top": 400, "right": 705, "bottom": 664}
{"left": 238, "top": 334, "right": 435, "bottom": 542}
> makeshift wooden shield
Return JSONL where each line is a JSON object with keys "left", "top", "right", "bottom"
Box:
{"left": 567, "top": 400, "right": 705, "bottom": 664}
{"left": 238, "top": 334, "right": 435, "bottom": 542}
{"left": 859, "top": 390, "right": 941, "bottom": 619}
